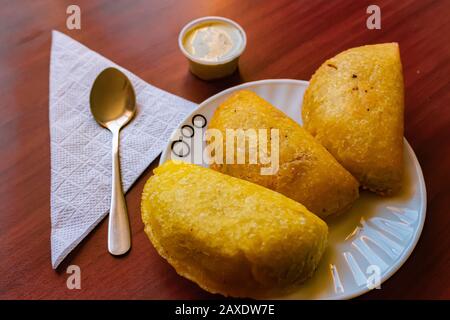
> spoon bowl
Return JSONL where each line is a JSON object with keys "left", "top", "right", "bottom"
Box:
{"left": 90, "top": 67, "right": 136, "bottom": 129}
{"left": 90, "top": 67, "right": 136, "bottom": 255}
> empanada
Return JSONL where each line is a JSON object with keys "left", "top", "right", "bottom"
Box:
{"left": 141, "top": 160, "right": 328, "bottom": 298}
{"left": 208, "top": 90, "right": 359, "bottom": 218}
{"left": 302, "top": 43, "right": 404, "bottom": 195}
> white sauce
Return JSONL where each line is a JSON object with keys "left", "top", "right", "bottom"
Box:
{"left": 183, "top": 22, "right": 243, "bottom": 62}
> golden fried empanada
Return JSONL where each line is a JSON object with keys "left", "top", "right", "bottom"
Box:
{"left": 141, "top": 160, "right": 328, "bottom": 298}
{"left": 208, "top": 90, "right": 359, "bottom": 218}
{"left": 302, "top": 43, "right": 404, "bottom": 195}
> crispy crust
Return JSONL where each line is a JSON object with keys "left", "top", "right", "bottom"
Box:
{"left": 302, "top": 43, "right": 404, "bottom": 195}
{"left": 208, "top": 90, "right": 359, "bottom": 218}
{"left": 141, "top": 161, "right": 328, "bottom": 298}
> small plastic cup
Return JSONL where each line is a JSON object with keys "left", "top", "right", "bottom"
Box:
{"left": 178, "top": 16, "right": 247, "bottom": 80}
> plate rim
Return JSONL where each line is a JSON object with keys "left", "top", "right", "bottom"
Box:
{"left": 159, "top": 78, "right": 427, "bottom": 300}
{"left": 336, "top": 140, "right": 427, "bottom": 300}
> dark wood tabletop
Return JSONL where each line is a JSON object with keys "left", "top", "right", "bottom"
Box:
{"left": 0, "top": 0, "right": 449, "bottom": 300}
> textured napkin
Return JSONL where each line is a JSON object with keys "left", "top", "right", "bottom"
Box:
{"left": 49, "top": 31, "right": 196, "bottom": 268}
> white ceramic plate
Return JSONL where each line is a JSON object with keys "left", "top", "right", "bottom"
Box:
{"left": 160, "top": 79, "right": 427, "bottom": 300}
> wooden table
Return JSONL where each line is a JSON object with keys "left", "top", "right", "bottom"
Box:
{"left": 1, "top": 0, "right": 449, "bottom": 299}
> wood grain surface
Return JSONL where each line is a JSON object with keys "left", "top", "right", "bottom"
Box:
{"left": 0, "top": 0, "right": 449, "bottom": 299}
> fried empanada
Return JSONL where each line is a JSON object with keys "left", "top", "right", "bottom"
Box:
{"left": 208, "top": 90, "right": 359, "bottom": 218}
{"left": 141, "top": 160, "right": 328, "bottom": 298}
{"left": 302, "top": 43, "right": 404, "bottom": 195}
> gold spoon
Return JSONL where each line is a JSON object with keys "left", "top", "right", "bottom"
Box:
{"left": 90, "top": 67, "right": 136, "bottom": 255}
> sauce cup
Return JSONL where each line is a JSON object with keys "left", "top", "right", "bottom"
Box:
{"left": 178, "top": 16, "right": 247, "bottom": 80}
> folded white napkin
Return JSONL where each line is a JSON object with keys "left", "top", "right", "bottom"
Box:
{"left": 49, "top": 31, "right": 196, "bottom": 268}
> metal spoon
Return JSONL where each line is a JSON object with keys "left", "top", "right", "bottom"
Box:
{"left": 89, "top": 67, "right": 136, "bottom": 255}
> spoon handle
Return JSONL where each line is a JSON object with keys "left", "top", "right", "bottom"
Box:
{"left": 108, "top": 128, "right": 131, "bottom": 255}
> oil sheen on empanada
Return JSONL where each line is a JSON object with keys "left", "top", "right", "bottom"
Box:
{"left": 302, "top": 43, "right": 404, "bottom": 195}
